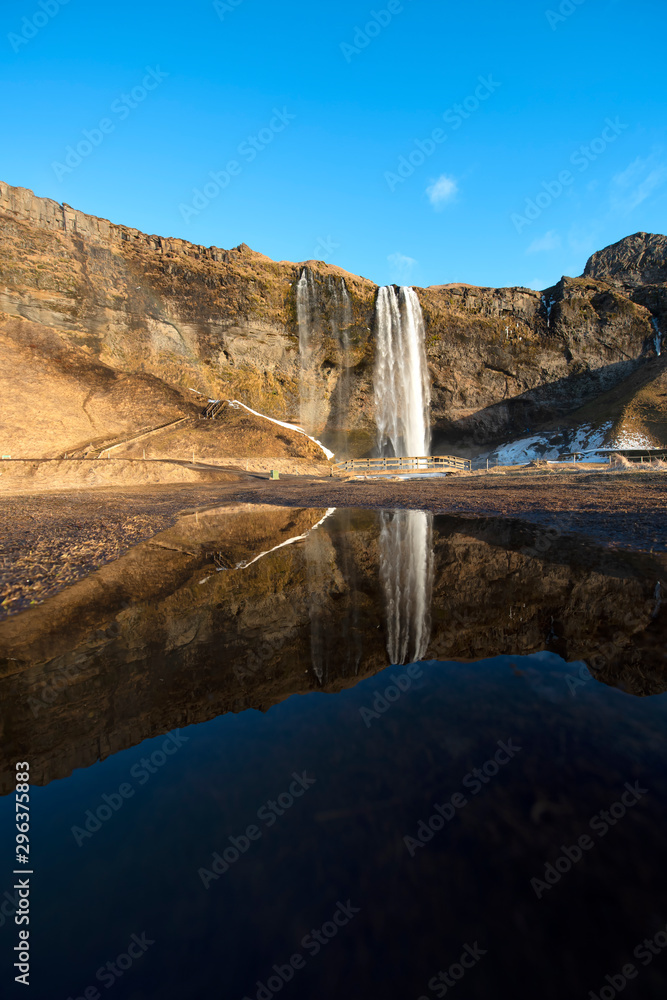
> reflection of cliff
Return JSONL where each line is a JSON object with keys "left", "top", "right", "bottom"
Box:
{"left": 0, "top": 507, "right": 665, "bottom": 793}
{"left": 0, "top": 504, "right": 387, "bottom": 793}
{"left": 428, "top": 516, "right": 666, "bottom": 692}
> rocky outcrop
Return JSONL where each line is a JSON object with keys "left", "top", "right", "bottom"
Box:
{"left": 584, "top": 231, "right": 667, "bottom": 287}
{"left": 0, "top": 180, "right": 664, "bottom": 459}
{"left": 582, "top": 234, "right": 667, "bottom": 425}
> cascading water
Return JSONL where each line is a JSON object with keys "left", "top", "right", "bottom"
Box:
{"left": 652, "top": 318, "right": 662, "bottom": 357}
{"left": 374, "top": 286, "right": 431, "bottom": 458}
{"left": 296, "top": 268, "right": 318, "bottom": 430}
{"left": 329, "top": 275, "right": 354, "bottom": 456}
{"left": 296, "top": 268, "right": 315, "bottom": 357}
{"left": 373, "top": 286, "right": 433, "bottom": 664}
{"left": 296, "top": 268, "right": 354, "bottom": 446}
{"left": 379, "top": 509, "right": 434, "bottom": 665}
{"left": 339, "top": 279, "right": 354, "bottom": 330}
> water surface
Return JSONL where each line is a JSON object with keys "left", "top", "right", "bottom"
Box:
{"left": 1, "top": 505, "right": 666, "bottom": 1000}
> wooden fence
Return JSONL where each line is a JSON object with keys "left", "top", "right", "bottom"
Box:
{"left": 203, "top": 400, "right": 226, "bottom": 419}
{"left": 562, "top": 449, "right": 667, "bottom": 463}
{"left": 333, "top": 455, "right": 471, "bottom": 477}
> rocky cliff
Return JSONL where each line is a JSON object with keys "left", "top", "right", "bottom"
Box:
{"left": 1, "top": 180, "right": 664, "bottom": 459}
{"left": 584, "top": 231, "right": 667, "bottom": 287}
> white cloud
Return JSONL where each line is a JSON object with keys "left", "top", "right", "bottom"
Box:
{"left": 387, "top": 252, "right": 417, "bottom": 282}
{"left": 610, "top": 154, "right": 667, "bottom": 213}
{"left": 426, "top": 174, "right": 458, "bottom": 210}
{"left": 526, "top": 230, "right": 561, "bottom": 254}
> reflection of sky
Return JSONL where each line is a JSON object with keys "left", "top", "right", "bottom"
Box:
{"left": 2, "top": 652, "right": 667, "bottom": 999}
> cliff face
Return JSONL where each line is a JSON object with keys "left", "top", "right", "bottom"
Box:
{"left": 421, "top": 276, "right": 663, "bottom": 452}
{"left": 0, "top": 180, "right": 664, "bottom": 459}
{"left": 582, "top": 233, "right": 667, "bottom": 432}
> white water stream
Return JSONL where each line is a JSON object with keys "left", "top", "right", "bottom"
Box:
{"left": 373, "top": 286, "right": 434, "bottom": 663}
{"left": 296, "top": 268, "right": 317, "bottom": 430}
{"left": 374, "top": 286, "right": 431, "bottom": 458}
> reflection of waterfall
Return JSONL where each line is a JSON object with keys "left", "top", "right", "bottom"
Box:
{"left": 374, "top": 286, "right": 431, "bottom": 457}
{"left": 379, "top": 509, "right": 433, "bottom": 665}
{"left": 305, "top": 508, "right": 362, "bottom": 684}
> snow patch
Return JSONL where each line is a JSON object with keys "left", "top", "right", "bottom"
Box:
{"left": 490, "top": 419, "right": 660, "bottom": 466}
{"left": 610, "top": 430, "right": 655, "bottom": 450}
{"left": 491, "top": 423, "right": 613, "bottom": 465}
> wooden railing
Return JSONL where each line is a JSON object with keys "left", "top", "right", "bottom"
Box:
{"left": 333, "top": 455, "right": 471, "bottom": 476}
{"left": 562, "top": 449, "right": 667, "bottom": 463}
{"left": 203, "top": 400, "right": 226, "bottom": 419}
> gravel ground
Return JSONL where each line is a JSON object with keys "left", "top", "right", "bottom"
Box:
{"left": 0, "top": 483, "right": 242, "bottom": 618}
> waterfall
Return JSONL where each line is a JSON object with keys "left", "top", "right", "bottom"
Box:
{"left": 374, "top": 289, "right": 433, "bottom": 661}
{"left": 379, "top": 509, "right": 434, "bottom": 665}
{"left": 652, "top": 318, "right": 662, "bottom": 357}
{"left": 296, "top": 268, "right": 315, "bottom": 357}
{"left": 326, "top": 273, "right": 353, "bottom": 344}
{"left": 374, "top": 286, "right": 431, "bottom": 457}
{"left": 339, "top": 280, "right": 353, "bottom": 331}
{"left": 329, "top": 276, "right": 354, "bottom": 456}
{"left": 296, "top": 268, "right": 317, "bottom": 430}
{"left": 296, "top": 268, "right": 354, "bottom": 448}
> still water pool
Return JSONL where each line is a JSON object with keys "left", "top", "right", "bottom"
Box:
{"left": 1, "top": 505, "right": 666, "bottom": 999}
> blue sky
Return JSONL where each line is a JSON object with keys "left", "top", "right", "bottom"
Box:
{"left": 1, "top": 0, "right": 665, "bottom": 290}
